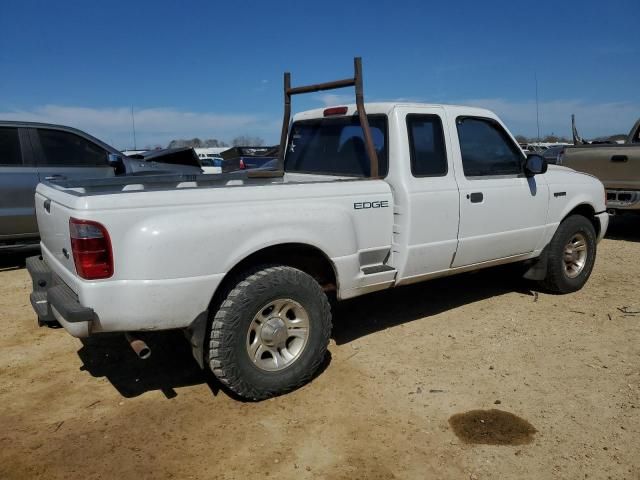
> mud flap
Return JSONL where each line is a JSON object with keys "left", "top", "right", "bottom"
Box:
{"left": 523, "top": 247, "right": 549, "bottom": 281}
{"left": 184, "top": 310, "right": 209, "bottom": 369}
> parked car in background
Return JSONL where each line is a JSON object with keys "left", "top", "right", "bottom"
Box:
{"left": 221, "top": 145, "right": 278, "bottom": 170}
{"left": 123, "top": 147, "right": 202, "bottom": 175}
{"left": 238, "top": 156, "right": 277, "bottom": 169}
{"left": 530, "top": 145, "right": 547, "bottom": 153}
{"left": 200, "top": 156, "right": 224, "bottom": 174}
{"left": 195, "top": 147, "right": 230, "bottom": 159}
{"left": 121, "top": 149, "right": 148, "bottom": 156}
{"left": 0, "top": 121, "right": 202, "bottom": 249}
{"left": 253, "top": 158, "right": 279, "bottom": 170}
{"left": 542, "top": 145, "right": 565, "bottom": 165}
{"left": 559, "top": 116, "right": 640, "bottom": 214}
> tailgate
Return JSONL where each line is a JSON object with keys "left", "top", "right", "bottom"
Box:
{"left": 35, "top": 189, "right": 78, "bottom": 277}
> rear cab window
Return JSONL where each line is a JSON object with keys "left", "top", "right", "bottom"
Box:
{"left": 0, "top": 127, "right": 23, "bottom": 166}
{"left": 284, "top": 115, "right": 388, "bottom": 177}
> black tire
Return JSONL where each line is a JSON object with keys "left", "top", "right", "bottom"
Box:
{"left": 208, "top": 265, "right": 332, "bottom": 400}
{"left": 539, "top": 215, "right": 597, "bottom": 294}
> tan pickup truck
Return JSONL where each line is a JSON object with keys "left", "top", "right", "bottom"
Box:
{"left": 560, "top": 116, "right": 640, "bottom": 214}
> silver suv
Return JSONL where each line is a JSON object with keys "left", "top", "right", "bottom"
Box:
{"left": 0, "top": 121, "right": 202, "bottom": 249}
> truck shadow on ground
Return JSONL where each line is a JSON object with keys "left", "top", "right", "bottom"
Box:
{"left": 77, "top": 330, "right": 332, "bottom": 400}
{"left": 605, "top": 215, "right": 640, "bottom": 243}
{"left": 332, "top": 266, "right": 529, "bottom": 345}
{"left": 76, "top": 265, "right": 528, "bottom": 399}
{"left": 77, "top": 331, "right": 216, "bottom": 399}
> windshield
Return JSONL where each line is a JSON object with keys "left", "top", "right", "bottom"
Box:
{"left": 284, "top": 115, "right": 388, "bottom": 177}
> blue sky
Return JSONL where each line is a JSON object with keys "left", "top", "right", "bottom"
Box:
{"left": 1, "top": 0, "right": 638, "bottom": 148}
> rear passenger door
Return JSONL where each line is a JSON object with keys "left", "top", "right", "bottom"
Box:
{"left": 29, "top": 128, "right": 115, "bottom": 183}
{"left": 451, "top": 116, "right": 548, "bottom": 267}
{"left": 0, "top": 127, "right": 40, "bottom": 239}
{"left": 399, "top": 110, "right": 460, "bottom": 280}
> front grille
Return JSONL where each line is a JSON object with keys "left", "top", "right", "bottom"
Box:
{"left": 606, "top": 190, "right": 640, "bottom": 208}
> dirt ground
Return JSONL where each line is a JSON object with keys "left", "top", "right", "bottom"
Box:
{"left": 1, "top": 217, "right": 639, "bottom": 480}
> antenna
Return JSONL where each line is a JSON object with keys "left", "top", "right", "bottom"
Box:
{"left": 131, "top": 106, "right": 137, "bottom": 150}
{"left": 535, "top": 73, "right": 540, "bottom": 142}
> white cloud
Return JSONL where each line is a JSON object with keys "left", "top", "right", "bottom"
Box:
{"left": 3, "top": 99, "right": 635, "bottom": 148}
{"left": 314, "top": 94, "right": 638, "bottom": 139}
{"left": 456, "top": 98, "right": 639, "bottom": 139}
{"left": 0, "top": 105, "right": 280, "bottom": 149}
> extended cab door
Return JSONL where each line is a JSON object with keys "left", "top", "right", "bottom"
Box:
{"left": 451, "top": 116, "right": 548, "bottom": 267}
{"left": 0, "top": 127, "right": 40, "bottom": 239}
{"left": 393, "top": 108, "right": 460, "bottom": 283}
{"left": 29, "top": 128, "right": 115, "bottom": 184}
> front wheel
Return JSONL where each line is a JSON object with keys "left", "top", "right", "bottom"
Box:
{"left": 538, "top": 215, "right": 597, "bottom": 294}
{"left": 208, "top": 265, "right": 332, "bottom": 400}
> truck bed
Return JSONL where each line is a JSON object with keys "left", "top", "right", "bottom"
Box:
{"left": 45, "top": 171, "right": 355, "bottom": 197}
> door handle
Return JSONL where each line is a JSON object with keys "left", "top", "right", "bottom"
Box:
{"left": 611, "top": 155, "right": 628, "bottom": 163}
{"left": 44, "top": 174, "right": 66, "bottom": 181}
{"left": 467, "top": 192, "right": 484, "bottom": 203}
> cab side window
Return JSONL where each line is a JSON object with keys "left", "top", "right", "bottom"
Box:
{"left": 0, "top": 127, "right": 23, "bottom": 166}
{"left": 37, "top": 129, "right": 108, "bottom": 166}
{"left": 407, "top": 114, "right": 448, "bottom": 177}
{"left": 456, "top": 117, "right": 523, "bottom": 177}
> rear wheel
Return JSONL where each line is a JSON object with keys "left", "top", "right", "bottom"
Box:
{"left": 539, "top": 215, "right": 597, "bottom": 293}
{"left": 208, "top": 265, "right": 332, "bottom": 400}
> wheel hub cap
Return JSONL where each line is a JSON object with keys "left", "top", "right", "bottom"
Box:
{"left": 260, "top": 318, "right": 288, "bottom": 347}
{"left": 246, "top": 298, "right": 310, "bottom": 372}
{"left": 563, "top": 233, "right": 588, "bottom": 279}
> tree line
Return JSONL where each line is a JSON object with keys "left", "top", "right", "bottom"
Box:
{"left": 515, "top": 134, "right": 571, "bottom": 143}
{"left": 515, "top": 133, "right": 626, "bottom": 144}
{"left": 167, "top": 135, "right": 266, "bottom": 149}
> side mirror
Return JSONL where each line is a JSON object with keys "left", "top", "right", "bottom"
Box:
{"left": 107, "top": 153, "right": 123, "bottom": 166}
{"left": 524, "top": 154, "right": 547, "bottom": 176}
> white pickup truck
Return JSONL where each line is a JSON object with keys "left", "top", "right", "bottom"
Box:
{"left": 27, "top": 60, "right": 608, "bottom": 400}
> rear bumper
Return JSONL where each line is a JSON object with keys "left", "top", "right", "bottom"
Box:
{"left": 32, "top": 247, "right": 225, "bottom": 335}
{"left": 26, "top": 255, "right": 94, "bottom": 337}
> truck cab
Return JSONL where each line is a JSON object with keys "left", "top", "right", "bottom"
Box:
{"left": 287, "top": 102, "right": 606, "bottom": 289}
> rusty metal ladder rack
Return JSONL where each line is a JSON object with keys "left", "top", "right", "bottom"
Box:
{"left": 255, "top": 57, "right": 380, "bottom": 179}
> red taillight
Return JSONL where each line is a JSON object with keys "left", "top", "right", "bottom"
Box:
{"left": 69, "top": 218, "right": 113, "bottom": 280}
{"left": 239, "top": 159, "right": 246, "bottom": 169}
{"left": 323, "top": 106, "right": 348, "bottom": 116}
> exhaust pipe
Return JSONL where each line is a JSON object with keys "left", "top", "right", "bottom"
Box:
{"left": 125, "top": 332, "right": 151, "bottom": 360}
{"left": 607, "top": 208, "right": 616, "bottom": 216}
